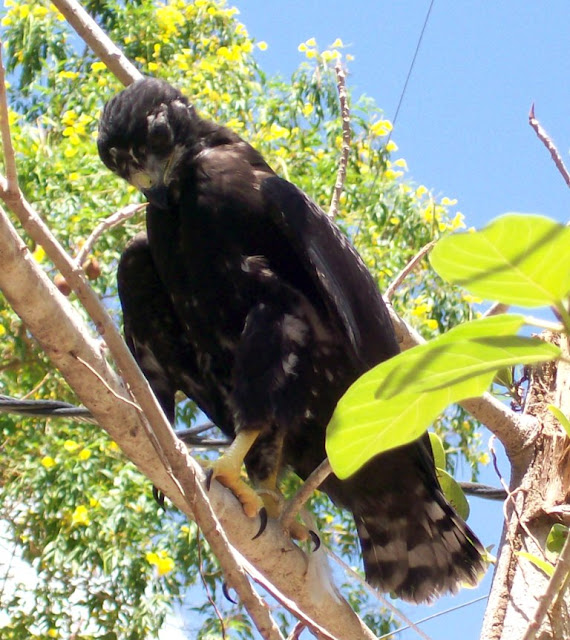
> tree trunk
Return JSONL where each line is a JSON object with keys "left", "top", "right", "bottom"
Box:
{"left": 481, "top": 333, "right": 570, "bottom": 640}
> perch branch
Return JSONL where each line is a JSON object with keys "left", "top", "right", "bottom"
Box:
{"left": 528, "top": 103, "right": 570, "bottom": 189}
{"left": 75, "top": 202, "right": 145, "bottom": 266}
{"left": 329, "top": 59, "right": 351, "bottom": 218}
{"left": 50, "top": 0, "right": 142, "bottom": 86}
{"left": 281, "top": 459, "right": 332, "bottom": 533}
{"left": 384, "top": 239, "right": 436, "bottom": 300}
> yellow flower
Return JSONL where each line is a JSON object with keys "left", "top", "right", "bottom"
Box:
{"left": 415, "top": 185, "right": 428, "bottom": 198}
{"left": 79, "top": 448, "right": 92, "bottom": 461}
{"left": 330, "top": 38, "right": 344, "bottom": 48}
{"left": 298, "top": 43, "right": 307, "bottom": 53}
{"left": 64, "top": 146, "right": 78, "bottom": 158}
{"left": 305, "top": 37, "right": 317, "bottom": 47}
{"left": 370, "top": 119, "right": 393, "bottom": 137}
{"left": 305, "top": 49, "right": 317, "bottom": 59}
{"left": 384, "top": 168, "right": 403, "bottom": 180}
{"left": 47, "top": 629, "right": 58, "bottom": 638}
{"left": 148, "top": 62, "right": 158, "bottom": 72}
{"left": 33, "top": 246, "right": 46, "bottom": 263}
{"left": 146, "top": 550, "right": 175, "bottom": 576}
{"left": 385, "top": 140, "right": 398, "bottom": 152}
{"left": 321, "top": 49, "right": 339, "bottom": 62}
{"left": 68, "top": 172, "right": 80, "bottom": 182}
{"left": 441, "top": 196, "right": 458, "bottom": 206}
{"left": 462, "top": 293, "right": 483, "bottom": 305}
{"left": 91, "top": 61, "right": 107, "bottom": 72}
{"left": 41, "top": 456, "right": 56, "bottom": 469}
{"left": 71, "top": 505, "right": 90, "bottom": 527}
{"left": 58, "top": 71, "right": 79, "bottom": 80}
{"left": 61, "top": 110, "right": 77, "bottom": 126}
{"left": 392, "top": 158, "right": 408, "bottom": 170}
{"left": 63, "top": 439, "right": 79, "bottom": 452}
{"left": 346, "top": 54, "right": 355, "bottom": 61}
{"left": 302, "top": 103, "right": 314, "bottom": 118}
{"left": 89, "top": 497, "right": 100, "bottom": 508}
{"left": 449, "top": 212, "right": 466, "bottom": 231}
{"left": 257, "top": 41, "right": 268, "bottom": 51}
{"left": 425, "top": 318, "right": 439, "bottom": 331}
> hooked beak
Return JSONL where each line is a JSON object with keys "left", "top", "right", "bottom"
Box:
{"left": 142, "top": 184, "right": 171, "bottom": 210}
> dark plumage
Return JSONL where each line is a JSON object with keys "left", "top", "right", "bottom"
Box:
{"left": 99, "top": 77, "right": 485, "bottom": 602}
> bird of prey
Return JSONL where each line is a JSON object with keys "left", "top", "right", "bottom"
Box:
{"left": 98, "top": 77, "right": 485, "bottom": 603}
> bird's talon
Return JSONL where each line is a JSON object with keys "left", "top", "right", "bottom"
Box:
{"left": 252, "top": 506, "right": 268, "bottom": 540}
{"left": 309, "top": 530, "right": 321, "bottom": 551}
{"left": 205, "top": 467, "right": 214, "bottom": 491}
{"left": 222, "top": 581, "right": 238, "bottom": 604}
{"left": 152, "top": 486, "right": 166, "bottom": 511}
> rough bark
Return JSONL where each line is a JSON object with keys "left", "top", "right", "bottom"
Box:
{"left": 481, "top": 333, "right": 570, "bottom": 640}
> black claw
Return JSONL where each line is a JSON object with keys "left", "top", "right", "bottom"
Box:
{"left": 309, "top": 530, "right": 321, "bottom": 552}
{"left": 152, "top": 486, "right": 166, "bottom": 511}
{"left": 205, "top": 467, "right": 214, "bottom": 491}
{"left": 222, "top": 581, "right": 238, "bottom": 604}
{"left": 252, "top": 506, "right": 268, "bottom": 540}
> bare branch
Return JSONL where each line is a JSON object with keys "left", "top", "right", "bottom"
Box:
{"left": 281, "top": 459, "right": 332, "bottom": 533}
{"left": 384, "top": 240, "right": 436, "bottom": 300}
{"left": 528, "top": 103, "right": 570, "bottom": 189}
{"left": 75, "top": 202, "right": 145, "bottom": 266}
{"left": 50, "top": 0, "right": 142, "bottom": 86}
{"left": 483, "top": 302, "right": 510, "bottom": 318}
{"left": 521, "top": 531, "right": 570, "bottom": 640}
{"left": 329, "top": 60, "right": 351, "bottom": 218}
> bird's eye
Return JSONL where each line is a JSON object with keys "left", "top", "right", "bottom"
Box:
{"left": 131, "top": 171, "right": 153, "bottom": 190}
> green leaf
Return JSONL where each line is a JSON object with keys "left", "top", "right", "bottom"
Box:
{"left": 515, "top": 551, "right": 555, "bottom": 577}
{"left": 326, "top": 315, "right": 559, "bottom": 479}
{"left": 548, "top": 405, "right": 570, "bottom": 438}
{"left": 546, "top": 523, "right": 569, "bottom": 555}
{"left": 429, "top": 432, "right": 446, "bottom": 469}
{"left": 436, "top": 468, "right": 469, "bottom": 520}
{"left": 375, "top": 315, "right": 559, "bottom": 400}
{"left": 430, "top": 213, "right": 570, "bottom": 307}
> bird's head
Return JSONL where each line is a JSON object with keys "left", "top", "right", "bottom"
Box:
{"left": 98, "top": 77, "right": 198, "bottom": 209}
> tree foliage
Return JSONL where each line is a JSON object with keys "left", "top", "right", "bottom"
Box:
{"left": 0, "top": 1, "right": 486, "bottom": 638}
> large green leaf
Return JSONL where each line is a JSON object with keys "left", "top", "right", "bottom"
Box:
{"left": 436, "top": 468, "right": 470, "bottom": 520}
{"left": 326, "top": 315, "right": 560, "bottom": 479}
{"left": 429, "top": 213, "right": 570, "bottom": 307}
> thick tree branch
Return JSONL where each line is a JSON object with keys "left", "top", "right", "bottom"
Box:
{"left": 50, "top": 0, "right": 142, "bottom": 86}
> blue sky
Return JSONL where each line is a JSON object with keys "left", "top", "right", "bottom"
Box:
{"left": 230, "top": 2, "right": 569, "bottom": 638}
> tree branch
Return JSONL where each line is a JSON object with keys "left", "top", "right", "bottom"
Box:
{"left": 329, "top": 59, "right": 351, "bottom": 219}
{"left": 50, "top": 0, "right": 142, "bottom": 86}
{"left": 528, "top": 103, "right": 570, "bottom": 189}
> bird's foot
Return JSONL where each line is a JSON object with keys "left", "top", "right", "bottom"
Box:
{"left": 257, "top": 487, "right": 312, "bottom": 542}
{"left": 205, "top": 429, "right": 265, "bottom": 520}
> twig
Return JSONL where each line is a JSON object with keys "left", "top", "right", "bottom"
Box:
{"left": 286, "top": 622, "right": 306, "bottom": 640}
{"left": 196, "top": 529, "right": 227, "bottom": 640}
{"left": 489, "top": 436, "right": 546, "bottom": 560}
{"left": 281, "top": 459, "right": 332, "bottom": 533}
{"left": 329, "top": 60, "right": 351, "bottom": 218}
{"left": 384, "top": 240, "right": 436, "bottom": 300}
{"left": 528, "top": 103, "right": 570, "bottom": 189}
{"left": 521, "top": 532, "right": 570, "bottom": 640}
{"left": 50, "top": 0, "right": 141, "bottom": 86}
{"left": 75, "top": 202, "right": 145, "bottom": 266}
{"left": 459, "top": 481, "right": 507, "bottom": 501}
{"left": 483, "top": 302, "right": 510, "bottom": 318}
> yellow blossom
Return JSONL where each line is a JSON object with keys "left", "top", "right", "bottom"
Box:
{"left": 62, "top": 111, "right": 77, "bottom": 126}
{"left": 41, "top": 456, "right": 56, "bottom": 469}
{"left": 440, "top": 196, "right": 458, "bottom": 206}
{"left": 330, "top": 38, "right": 344, "bottom": 48}
{"left": 91, "top": 61, "right": 107, "bottom": 73}
{"left": 68, "top": 172, "right": 80, "bottom": 182}
{"left": 148, "top": 62, "right": 159, "bottom": 72}
{"left": 462, "top": 293, "right": 483, "bottom": 305}
{"left": 415, "top": 185, "right": 428, "bottom": 198}
{"left": 449, "top": 212, "right": 466, "bottom": 231}
{"left": 89, "top": 497, "right": 100, "bottom": 508}
{"left": 305, "top": 49, "right": 317, "bottom": 59}
{"left": 302, "top": 103, "right": 314, "bottom": 118}
{"left": 370, "top": 119, "right": 393, "bottom": 137}
{"left": 64, "top": 439, "right": 79, "bottom": 452}
{"left": 321, "top": 49, "right": 339, "bottom": 62}
{"left": 384, "top": 168, "right": 402, "bottom": 180}
{"left": 305, "top": 37, "right": 317, "bottom": 47}
{"left": 64, "top": 146, "right": 78, "bottom": 158}
{"left": 79, "top": 448, "right": 92, "bottom": 461}
{"left": 257, "top": 41, "right": 268, "bottom": 51}
{"left": 47, "top": 629, "right": 58, "bottom": 638}
{"left": 346, "top": 54, "right": 355, "bottom": 61}
{"left": 385, "top": 140, "right": 398, "bottom": 152}
{"left": 58, "top": 71, "right": 79, "bottom": 80}
{"left": 392, "top": 158, "right": 408, "bottom": 170}
{"left": 71, "top": 505, "right": 90, "bottom": 527}
{"left": 33, "top": 246, "right": 46, "bottom": 263}
{"left": 425, "top": 318, "right": 439, "bottom": 331}
{"left": 298, "top": 43, "right": 307, "bottom": 53}
{"left": 146, "top": 550, "right": 175, "bottom": 576}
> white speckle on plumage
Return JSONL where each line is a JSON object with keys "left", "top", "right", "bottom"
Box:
{"left": 324, "top": 369, "right": 334, "bottom": 382}
{"left": 282, "top": 353, "right": 298, "bottom": 376}
{"left": 282, "top": 314, "right": 308, "bottom": 345}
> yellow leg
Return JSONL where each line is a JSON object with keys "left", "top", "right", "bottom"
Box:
{"left": 207, "top": 429, "right": 264, "bottom": 518}
{"left": 256, "top": 473, "right": 310, "bottom": 542}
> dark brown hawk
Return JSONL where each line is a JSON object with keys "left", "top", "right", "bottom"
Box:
{"left": 98, "top": 77, "right": 485, "bottom": 603}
